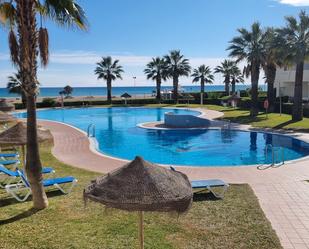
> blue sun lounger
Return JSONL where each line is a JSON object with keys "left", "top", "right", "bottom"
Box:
{"left": 0, "top": 164, "right": 55, "bottom": 188}
{"left": 5, "top": 169, "right": 77, "bottom": 202}
{"left": 191, "top": 179, "right": 229, "bottom": 198}
{"left": 0, "top": 153, "right": 19, "bottom": 159}
{"left": 0, "top": 159, "right": 20, "bottom": 166}
{"left": 169, "top": 166, "right": 229, "bottom": 198}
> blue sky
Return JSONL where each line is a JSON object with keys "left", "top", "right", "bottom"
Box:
{"left": 0, "top": 0, "right": 308, "bottom": 87}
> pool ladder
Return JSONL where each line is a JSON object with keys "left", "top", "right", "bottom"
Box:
{"left": 265, "top": 144, "right": 285, "bottom": 166}
{"left": 87, "top": 124, "right": 96, "bottom": 137}
{"left": 222, "top": 120, "right": 231, "bottom": 129}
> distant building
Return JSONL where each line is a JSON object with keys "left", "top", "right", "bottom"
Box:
{"left": 274, "top": 64, "right": 309, "bottom": 100}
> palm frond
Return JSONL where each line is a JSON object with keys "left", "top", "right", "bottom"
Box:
{"left": 8, "top": 29, "right": 19, "bottom": 65}
{"left": 39, "top": 27, "right": 49, "bottom": 67}
{"left": 94, "top": 56, "right": 124, "bottom": 82}
{"left": 40, "top": 0, "right": 88, "bottom": 30}
{"left": 0, "top": 2, "right": 16, "bottom": 27}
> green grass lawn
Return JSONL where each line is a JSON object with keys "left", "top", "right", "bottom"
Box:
{"left": 0, "top": 145, "right": 282, "bottom": 249}
{"left": 204, "top": 105, "right": 309, "bottom": 131}
{"left": 125, "top": 103, "right": 309, "bottom": 132}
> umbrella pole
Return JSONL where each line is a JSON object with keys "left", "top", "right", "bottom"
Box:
{"left": 138, "top": 211, "right": 144, "bottom": 249}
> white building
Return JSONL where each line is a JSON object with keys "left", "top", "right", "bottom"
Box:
{"left": 274, "top": 64, "right": 309, "bottom": 100}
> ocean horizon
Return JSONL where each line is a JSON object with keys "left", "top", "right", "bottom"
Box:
{"left": 1, "top": 84, "right": 264, "bottom": 98}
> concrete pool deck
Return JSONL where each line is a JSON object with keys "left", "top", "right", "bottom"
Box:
{"left": 39, "top": 108, "right": 309, "bottom": 249}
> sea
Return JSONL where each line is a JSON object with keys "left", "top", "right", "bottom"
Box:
{"left": 0, "top": 85, "right": 263, "bottom": 98}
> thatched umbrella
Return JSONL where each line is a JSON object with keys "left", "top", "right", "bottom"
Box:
{"left": 0, "top": 122, "right": 53, "bottom": 164}
{"left": 121, "top": 92, "right": 131, "bottom": 105}
{"left": 84, "top": 156, "right": 193, "bottom": 249}
{"left": 0, "top": 99, "right": 15, "bottom": 112}
{"left": 0, "top": 111, "right": 16, "bottom": 124}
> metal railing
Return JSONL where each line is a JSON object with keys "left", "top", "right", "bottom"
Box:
{"left": 222, "top": 120, "right": 231, "bottom": 129}
{"left": 265, "top": 144, "right": 285, "bottom": 166}
{"left": 87, "top": 124, "right": 96, "bottom": 137}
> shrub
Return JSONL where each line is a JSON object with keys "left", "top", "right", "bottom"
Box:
{"left": 239, "top": 90, "right": 249, "bottom": 97}
{"left": 41, "top": 98, "right": 57, "bottom": 107}
{"left": 239, "top": 98, "right": 252, "bottom": 109}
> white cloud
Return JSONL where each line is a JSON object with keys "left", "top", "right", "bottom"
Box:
{"left": 49, "top": 51, "right": 151, "bottom": 66}
{"left": 276, "top": 0, "right": 309, "bottom": 6}
{"left": 0, "top": 50, "right": 258, "bottom": 87}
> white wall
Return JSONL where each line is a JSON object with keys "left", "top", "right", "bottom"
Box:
{"left": 274, "top": 65, "right": 309, "bottom": 99}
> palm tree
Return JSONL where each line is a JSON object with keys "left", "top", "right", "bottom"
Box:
{"left": 164, "top": 50, "right": 191, "bottom": 103}
{"left": 277, "top": 11, "right": 309, "bottom": 121}
{"left": 230, "top": 65, "right": 244, "bottom": 94}
{"left": 0, "top": 0, "right": 87, "bottom": 209}
{"left": 263, "top": 27, "right": 283, "bottom": 113}
{"left": 191, "top": 65, "right": 214, "bottom": 104}
{"left": 227, "top": 22, "right": 266, "bottom": 117}
{"left": 144, "top": 57, "right": 167, "bottom": 102}
{"left": 7, "top": 72, "right": 26, "bottom": 107}
{"left": 94, "top": 56, "right": 124, "bottom": 104}
{"left": 214, "top": 60, "right": 235, "bottom": 95}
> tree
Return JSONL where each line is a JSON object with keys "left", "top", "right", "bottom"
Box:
{"left": 191, "top": 65, "right": 214, "bottom": 104}
{"left": 94, "top": 56, "right": 124, "bottom": 104}
{"left": 164, "top": 50, "right": 191, "bottom": 103}
{"left": 277, "top": 11, "right": 309, "bottom": 121}
{"left": 0, "top": 0, "right": 87, "bottom": 209}
{"left": 227, "top": 22, "right": 266, "bottom": 117}
{"left": 7, "top": 72, "right": 26, "bottom": 107}
{"left": 263, "top": 27, "right": 283, "bottom": 113}
{"left": 230, "top": 64, "right": 244, "bottom": 94}
{"left": 144, "top": 57, "right": 167, "bottom": 102}
{"left": 214, "top": 60, "right": 235, "bottom": 95}
{"left": 63, "top": 85, "right": 73, "bottom": 98}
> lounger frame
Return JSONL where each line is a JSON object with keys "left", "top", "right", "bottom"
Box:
{"left": 5, "top": 170, "right": 77, "bottom": 202}
{"left": 192, "top": 180, "right": 229, "bottom": 198}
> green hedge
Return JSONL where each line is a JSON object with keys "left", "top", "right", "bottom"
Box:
{"left": 13, "top": 95, "right": 309, "bottom": 118}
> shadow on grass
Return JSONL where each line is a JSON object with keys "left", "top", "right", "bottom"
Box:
{"left": 273, "top": 119, "right": 297, "bottom": 129}
{"left": 221, "top": 108, "right": 246, "bottom": 113}
{"left": 0, "top": 190, "right": 64, "bottom": 208}
{"left": 0, "top": 207, "right": 40, "bottom": 225}
{"left": 193, "top": 192, "right": 220, "bottom": 202}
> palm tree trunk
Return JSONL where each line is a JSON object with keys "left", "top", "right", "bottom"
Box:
{"left": 21, "top": 91, "right": 27, "bottom": 108}
{"left": 17, "top": 0, "right": 48, "bottom": 209}
{"left": 200, "top": 79, "right": 205, "bottom": 93}
{"left": 231, "top": 80, "right": 236, "bottom": 94}
{"left": 173, "top": 75, "right": 179, "bottom": 104}
{"left": 156, "top": 77, "right": 161, "bottom": 102}
{"left": 107, "top": 79, "right": 112, "bottom": 105}
{"left": 266, "top": 64, "right": 276, "bottom": 113}
{"left": 292, "top": 62, "right": 304, "bottom": 121}
{"left": 26, "top": 94, "right": 48, "bottom": 209}
{"left": 250, "top": 62, "right": 260, "bottom": 117}
{"left": 224, "top": 76, "right": 230, "bottom": 96}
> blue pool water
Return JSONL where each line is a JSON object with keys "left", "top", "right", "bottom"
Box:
{"left": 16, "top": 107, "right": 309, "bottom": 166}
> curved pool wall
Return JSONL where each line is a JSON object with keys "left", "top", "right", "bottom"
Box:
{"left": 15, "top": 107, "right": 309, "bottom": 167}
{"left": 164, "top": 112, "right": 210, "bottom": 128}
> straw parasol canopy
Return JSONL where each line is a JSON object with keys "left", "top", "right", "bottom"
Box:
{"left": 121, "top": 93, "right": 131, "bottom": 105}
{"left": 0, "top": 122, "right": 53, "bottom": 165}
{"left": 84, "top": 156, "right": 192, "bottom": 248}
{"left": 0, "top": 99, "right": 15, "bottom": 112}
{"left": 0, "top": 122, "right": 53, "bottom": 146}
{"left": 84, "top": 156, "right": 192, "bottom": 212}
{"left": 121, "top": 92, "right": 132, "bottom": 98}
{"left": 0, "top": 111, "right": 16, "bottom": 124}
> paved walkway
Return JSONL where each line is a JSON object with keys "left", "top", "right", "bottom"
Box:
{"left": 39, "top": 112, "right": 309, "bottom": 249}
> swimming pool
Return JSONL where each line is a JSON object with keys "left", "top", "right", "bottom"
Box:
{"left": 16, "top": 107, "right": 309, "bottom": 166}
